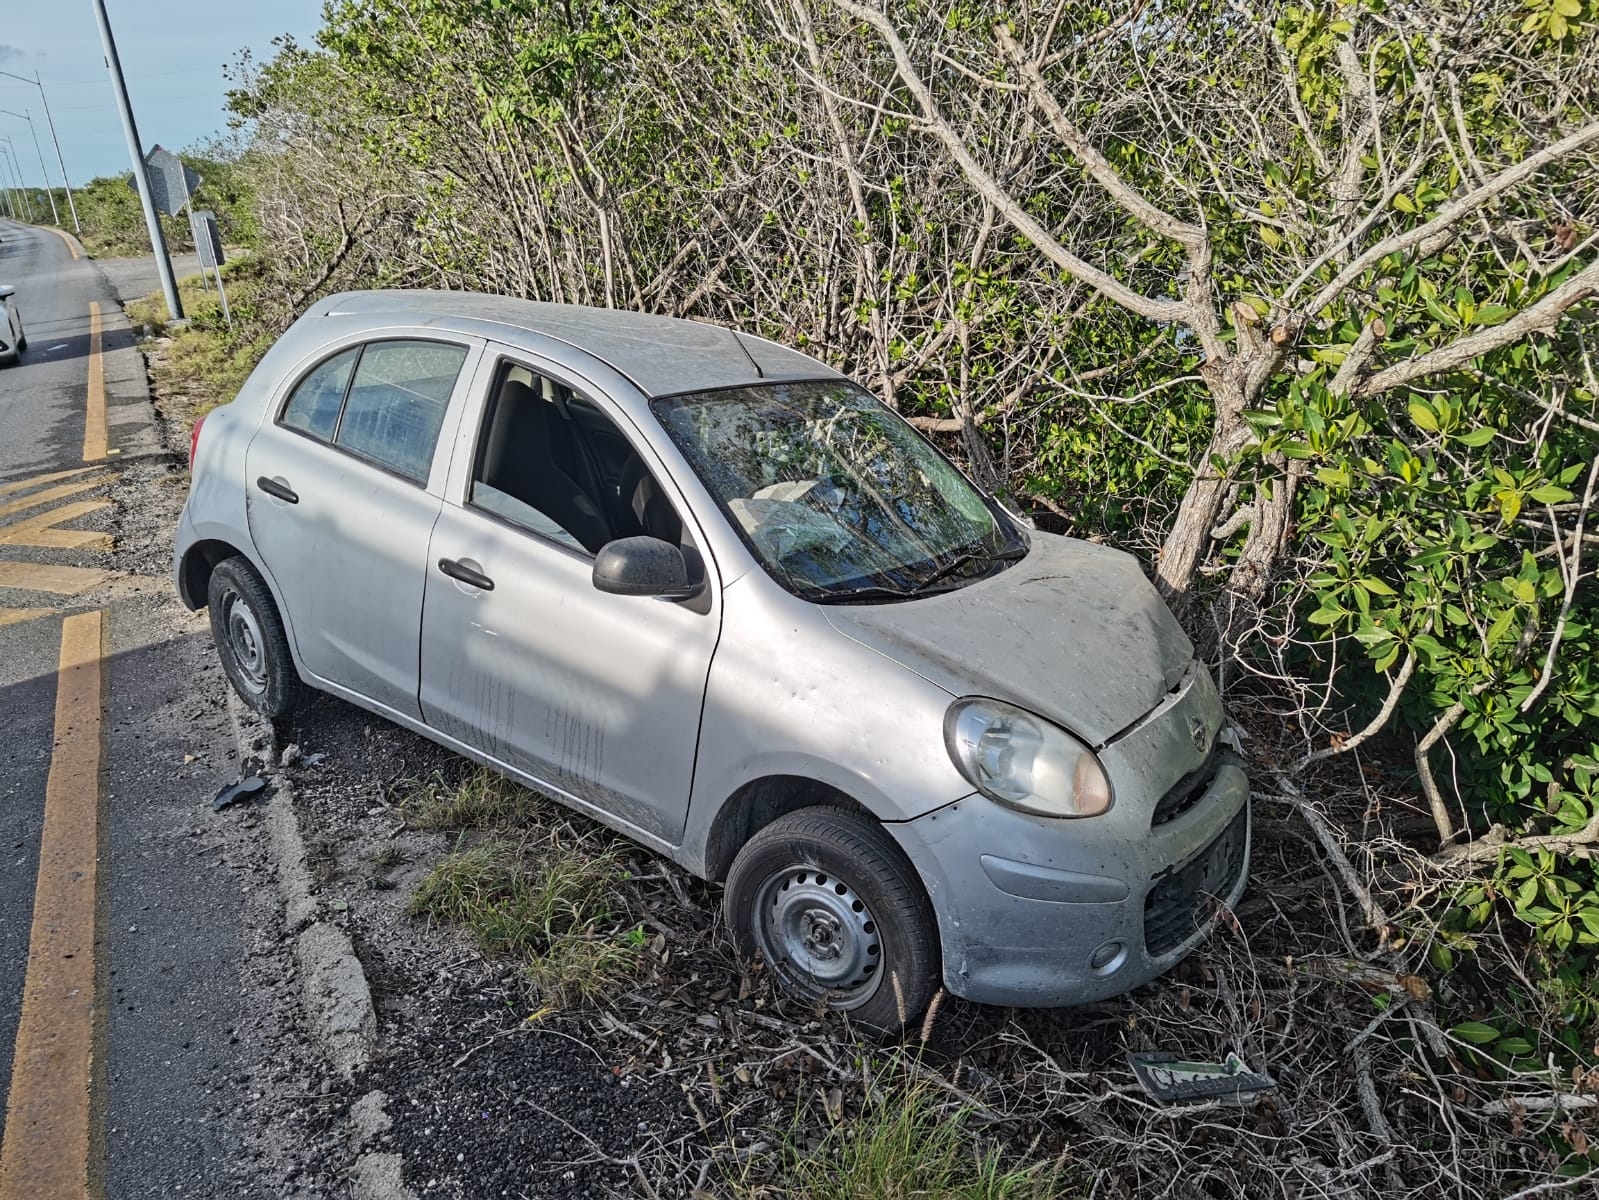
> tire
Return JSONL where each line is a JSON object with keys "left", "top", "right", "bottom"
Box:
{"left": 206, "top": 556, "right": 305, "bottom": 718}
{"left": 724, "top": 806, "right": 940, "bottom": 1035}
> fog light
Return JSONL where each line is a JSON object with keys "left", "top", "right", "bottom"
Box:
{"left": 1088, "top": 941, "right": 1126, "bottom": 974}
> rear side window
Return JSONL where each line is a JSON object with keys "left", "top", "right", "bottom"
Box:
{"left": 335, "top": 341, "right": 468, "bottom": 483}
{"left": 279, "top": 339, "right": 469, "bottom": 485}
{"left": 281, "top": 347, "right": 359, "bottom": 440}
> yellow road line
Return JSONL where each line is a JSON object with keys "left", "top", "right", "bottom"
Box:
{"left": 45, "top": 225, "right": 82, "bottom": 261}
{"left": 0, "top": 607, "right": 55, "bottom": 629}
{"left": 0, "top": 609, "right": 106, "bottom": 1200}
{"left": 0, "top": 562, "right": 114, "bottom": 597}
{"left": 0, "top": 479, "right": 110, "bottom": 522}
{"left": 0, "top": 501, "right": 112, "bottom": 551}
{"left": 0, "top": 468, "right": 100, "bottom": 499}
{"left": 83, "top": 303, "right": 106, "bottom": 463}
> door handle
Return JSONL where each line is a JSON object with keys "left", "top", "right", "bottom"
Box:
{"left": 255, "top": 476, "right": 299, "bottom": 504}
{"left": 438, "top": 558, "right": 495, "bottom": 591}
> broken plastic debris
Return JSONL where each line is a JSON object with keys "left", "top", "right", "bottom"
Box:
{"left": 302, "top": 752, "right": 326, "bottom": 766}
{"left": 1126, "top": 1050, "right": 1276, "bottom": 1106}
{"left": 212, "top": 775, "right": 268, "bottom": 812}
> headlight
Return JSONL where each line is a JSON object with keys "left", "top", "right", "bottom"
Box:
{"left": 943, "top": 698, "right": 1113, "bottom": 817}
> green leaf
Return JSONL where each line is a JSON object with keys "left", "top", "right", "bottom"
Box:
{"left": 1452, "top": 1021, "right": 1500, "bottom": 1044}
{"left": 1359, "top": 577, "right": 1397, "bottom": 596}
{"left": 1528, "top": 485, "right": 1574, "bottom": 504}
{"left": 1456, "top": 427, "right": 1496, "bottom": 447}
{"left": 1409, "top": 400, "right": 1439, "bottom": 432}
{"left": 1495, "top": 1037, "right": 1536, "bottom": 1057}
{"left": 1487, "top": 609, "right": 1515, "bottom": 646}
{"left": 1392, "top": 193, "right": 1417, "bottom": 213}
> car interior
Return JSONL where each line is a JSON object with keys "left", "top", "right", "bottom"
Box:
{"left": 471, "top": 364, "right": 684, "bottom": 556}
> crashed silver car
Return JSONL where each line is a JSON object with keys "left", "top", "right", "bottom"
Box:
{"left": 175, "top": 291, "right": 1249, "bottom": 1032}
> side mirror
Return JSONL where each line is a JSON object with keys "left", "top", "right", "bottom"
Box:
{"left": 593, "top": 536, "right": 701, "bottom": 599}
{"left": 0, "top": 286, "right": 15, "bottom": 300}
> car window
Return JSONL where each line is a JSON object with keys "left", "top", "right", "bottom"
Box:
{"left": 334, "top": 341, "right": 468, "bottom": 483}
{"left": 653, "top": 379, "right": 1023, "bottom": 601}
{"left": 281, "top": 347, "right": 359, "bottom": 441}
{"left": 468, "top": 362, "right": 683, "bottom": 555}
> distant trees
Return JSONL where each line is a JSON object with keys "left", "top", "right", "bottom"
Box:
{"left": 68, "top": 148, "right": 259, "bottom": 259}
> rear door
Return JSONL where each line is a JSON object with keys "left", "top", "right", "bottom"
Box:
{"left": 418, "top": 350, "right": 722, "bottom": 847}
{"left": 245, "top": 333, "right": 481, "bottom": 719}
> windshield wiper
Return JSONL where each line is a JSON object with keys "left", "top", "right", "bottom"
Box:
{"left": 912, "top": 542, "right": 1028, "bottom": 593}
{"left": 807, "top": 583, "right": 921, "bottom": 604}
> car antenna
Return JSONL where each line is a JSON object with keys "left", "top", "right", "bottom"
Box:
{"left": 730, "top": 331, "right": 764, "bottom": 378}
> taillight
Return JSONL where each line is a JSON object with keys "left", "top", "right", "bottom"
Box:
{"left": 189, "top": 414, "right": 207, "bottom": 469}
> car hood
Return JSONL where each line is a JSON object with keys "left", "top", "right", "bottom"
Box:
{"left": 822, "top": 533, "right": 1193, "bottom": 746}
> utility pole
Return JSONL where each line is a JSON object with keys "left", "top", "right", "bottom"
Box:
{"left": 0, "top": 108, "right": 59, "bottom": 225}
{"left": 2, "top": 138, "right": 35, "bottom": 221}
{"left": 90, "top": 0, "right": 181, "bottom": 319}
{"left": 1, "top": 71, "right": 80, "bottom": 233}
{"left": 0, "top": 144, "right": 25, "bottom": 221}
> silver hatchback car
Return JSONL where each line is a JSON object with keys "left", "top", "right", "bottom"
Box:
{"left": 176, "top": 291, "right": 1249, "bottom": 1032}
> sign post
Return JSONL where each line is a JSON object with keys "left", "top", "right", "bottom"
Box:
{"left": 190, "top": 209, "right": 230, "bottom": 328}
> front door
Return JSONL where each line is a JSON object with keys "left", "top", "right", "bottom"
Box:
{"left": 245, "top": 335, "right": 478, "bottom": 719}
{"left": 418, "top": 356, "right": 721, "bottom": 846}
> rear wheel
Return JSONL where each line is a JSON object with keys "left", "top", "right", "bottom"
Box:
{"left": 207, "top": 557, "right": 304, "bottom": 718}
{"left": 725, "top": 806, "right": 939, "bottom": 1035}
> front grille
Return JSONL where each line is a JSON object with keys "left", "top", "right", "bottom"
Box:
{"left": 1143, "top": 807, "right": 1248, "bottom": 958}
{"left": 1151, "top": 746, "right": 1220, "bottom": 825}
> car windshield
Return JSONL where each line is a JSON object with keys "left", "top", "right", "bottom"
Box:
{"left": 652, "top": 379, "right": 1025, "bottom": 602}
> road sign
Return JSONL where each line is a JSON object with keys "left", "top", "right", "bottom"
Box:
{"left": 123, "top": 145, "right": 201, "bottom": 217}
{"left": 190, "top": 209, "right": 224, "bottom": 269}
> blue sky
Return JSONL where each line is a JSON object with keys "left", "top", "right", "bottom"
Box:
{"left": 0, "top": 1, "right": 326, "bottom": 187}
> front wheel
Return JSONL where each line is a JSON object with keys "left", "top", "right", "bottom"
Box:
{"left": 206, "top": 557, "right": 304, "bottom": 718}
{"left": 724, "top": 806, "right": 939, "bottom": 1035}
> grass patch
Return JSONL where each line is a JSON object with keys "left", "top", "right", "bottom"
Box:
{"left": 408, "top": 835, "right": 640, "bottom": 1008}
{"left": 127, "top": 263, "right": 275, "bottom": 429}
{"left": 742, "top": 1073, "right": 1069, "bottom": 1200}
{"left": 402, "top": 766, "right": 551, "bottom": 830}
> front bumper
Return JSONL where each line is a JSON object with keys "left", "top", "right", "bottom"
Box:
{"left": 889, "top": 666, "right": 1251, "bottom": 1007}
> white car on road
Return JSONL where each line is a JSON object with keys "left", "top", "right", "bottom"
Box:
{"left": 0, "top": 284, "right": 26, "bottom": 366}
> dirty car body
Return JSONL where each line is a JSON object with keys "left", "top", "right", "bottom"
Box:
{"left": 175, "top": 290, "right": 1249, "bottom": 1029}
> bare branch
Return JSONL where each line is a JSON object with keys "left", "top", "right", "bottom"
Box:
{"left": 994, "top": 24, "right": 1205, "bottom": 251}
{"left": 1328, "top": 318, "right": 1387, "bottom": 397}
{"left": 1434, "top": 811, "right": 1599, "bottom": 865}
{"left": 1298, "top": 650, "right": 1416, "bottom": 770}
{"left": 823, "top": 0, "right": 1194, "bottom": 328}
{"left": 1300, "top": 120, "right": 1599, "bottom": 316}
{"left": 1355, "top": 257, "right": 1599, "bottom": 396}
{"left": 1519, "top": 454, "right": 1599, "bottom": 714}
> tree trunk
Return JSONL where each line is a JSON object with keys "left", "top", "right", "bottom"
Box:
{"left": 1155, "top": 366, "right": 1253, "bottom": 600}
{"left": 1228, "top": 455, "right": 1304, "bottom": 603}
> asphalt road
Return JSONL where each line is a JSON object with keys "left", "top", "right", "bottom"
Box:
{"left": 0, "top": 220, "right": 292, "bottom": 1198}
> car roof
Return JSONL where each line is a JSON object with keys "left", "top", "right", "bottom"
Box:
{"left": 307, "top": 290, "right": 842, "bottom": 398}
